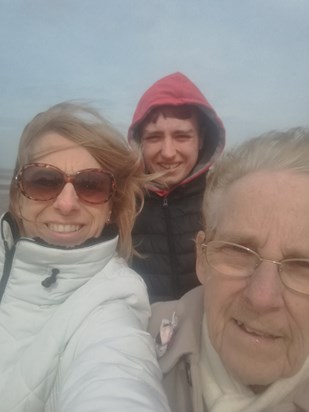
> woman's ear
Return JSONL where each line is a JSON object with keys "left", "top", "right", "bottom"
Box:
{"left": 196, "top": 231, "right": 207, "bottom": 284}
{"left": 106, "top": 209, "right": 112, "bottom": 224}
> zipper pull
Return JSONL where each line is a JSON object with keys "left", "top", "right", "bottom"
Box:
{"left": 41, "top": 268, "right": 60, "bottom": 288}
{"left": 163, "top": 197, "right": 168, "bottom": 207}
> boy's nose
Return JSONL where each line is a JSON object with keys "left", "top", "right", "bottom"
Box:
{"left": 161, "top": 136, "right": 176, "bottom": 158}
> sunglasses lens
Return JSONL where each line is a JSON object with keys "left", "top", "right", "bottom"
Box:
{"left": 18, "top": 165, "right": 115, "bottom": 204}
{"left": 21, "top": 166, "right": 64, "bottom": 200}
{"left": 74, "top": 171, "right": 114, "bottom": 204}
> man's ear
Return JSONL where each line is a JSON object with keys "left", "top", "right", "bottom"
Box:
{"left": 196, "top": 230, "right": 207, "bottom": 284}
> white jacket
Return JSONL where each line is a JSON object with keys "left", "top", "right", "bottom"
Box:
{"left": 0, "top": 213, "right": 170, "bottom": 412}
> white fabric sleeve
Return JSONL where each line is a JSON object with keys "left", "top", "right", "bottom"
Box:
{"left": 57, "top": 299, "right": 171, "bottom": 412}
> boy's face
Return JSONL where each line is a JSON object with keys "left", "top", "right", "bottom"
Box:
{"left": 141, "top": 113, "right": 202, "bottom": 188}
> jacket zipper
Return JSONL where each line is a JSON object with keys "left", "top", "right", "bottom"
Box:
{"left": 162, "top": 196, "right": 181, "bottom": 299}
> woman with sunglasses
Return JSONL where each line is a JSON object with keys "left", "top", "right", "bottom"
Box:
{"left": 0, "top": 102, "right": 170, "bottom": 412}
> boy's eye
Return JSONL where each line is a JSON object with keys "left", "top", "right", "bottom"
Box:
{"left": 143, "top": 135, "right": 162, "bottom": 142}
{"left": 175, "top": 134, "right": 191, "bottom": 141}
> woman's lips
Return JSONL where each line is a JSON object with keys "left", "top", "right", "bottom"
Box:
{"left": 234, "top": 319, "right": 280, "bottom": 339}
{"left": 47, "top": 223, "right": 82, "bottom": 233}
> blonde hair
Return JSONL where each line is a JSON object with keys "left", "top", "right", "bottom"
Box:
{"left": 10, "top": 102, "right": 148, "bottom": 261}
{"left": 203, "top": 127, "right": 309, "bottom": 239}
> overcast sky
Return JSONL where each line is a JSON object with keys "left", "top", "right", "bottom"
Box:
{"left": 1, "top": 0, "right": 309, "bottom": 169}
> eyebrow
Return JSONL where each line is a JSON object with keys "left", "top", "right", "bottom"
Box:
{"left": 217, "top": 233, "right": 309, "bottom": 259}
{"left": 142, "top": 127, "right": 195, "bottom": 136}
{"left": 173, "top": 128, "right": 195, "bottom": 135}
{"left": 217, "top": 233, "right": 258, "bottom": 248}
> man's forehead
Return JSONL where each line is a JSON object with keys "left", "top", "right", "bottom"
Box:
{"left": 141, "top": 113, "right": 199, "bottom": 134}
{"left": 149, "top": 105, "right": 196, "bottom": 121}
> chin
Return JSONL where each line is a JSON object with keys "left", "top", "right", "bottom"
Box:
{"left": 42, "top": 234, "right": 87, "bottom": 248}
{"left": 234, "top": 368, "right": 284, "bottom": 389}
{"left": 165, "top": 178, "right": 183, "bottom": 188}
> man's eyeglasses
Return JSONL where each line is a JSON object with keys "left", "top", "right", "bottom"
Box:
{"left": 16, "top": 163, "right": 116, "bottom": 204}
{"left": 202, "top": 240, "right": 309, "bottom": 295}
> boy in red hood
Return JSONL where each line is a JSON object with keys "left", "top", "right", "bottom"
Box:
{"left": 128, "top": 72, "right": 225, "bottom": 302}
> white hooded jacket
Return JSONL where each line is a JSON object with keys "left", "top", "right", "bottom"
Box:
{"left": 0, "top": 213, "right": 170, "bottom": 412}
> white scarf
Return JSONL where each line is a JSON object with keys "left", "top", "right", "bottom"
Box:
{"left": 199, "top": 315, "right": 309, "bottom": 412}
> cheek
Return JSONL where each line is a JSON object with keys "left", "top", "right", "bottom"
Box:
{"left": 184, "top": 144, "right": 200, "bottom": 169}
{"left": 204, "top": 279, "right": 227, "bottom": 342}
{"left": 192, "top": 145, "right": 200, "bottom": 163}
{"left": 204, "top": 278, "right": 242, "bottom": 348}
{"left": 142, "top": 144, "right": 156, "bottom": 164}
{"left": 92, "top": 217, "right": 106, "bottom": 236}
{"left": 90, "top": 207, "right": 111, "bottom": 235}
{"left": 18, "top": 198, "right": 46, "bottom": 233}
{"left": 288, "top": 298, "right": 309, "bottom": 357}
{"left": 18, "top": 196, "right": 35, "bottom": 216}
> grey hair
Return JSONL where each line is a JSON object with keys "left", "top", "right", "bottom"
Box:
{"left": 203, "top": 127, "right": 309, "bottom": 239}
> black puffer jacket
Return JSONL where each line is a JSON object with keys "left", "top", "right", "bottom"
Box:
{"left": 131, "top": 173, "right": 206, "bottom": 302}
{"left": 128, "top": 72, "right": 225, "bottom": 302}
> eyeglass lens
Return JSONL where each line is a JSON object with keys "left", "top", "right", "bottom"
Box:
{"left": 206, "top": 242, "right": 258, "bottom": 277}
{"left": 205, "top": 241, "right": 309, "bottom": 295}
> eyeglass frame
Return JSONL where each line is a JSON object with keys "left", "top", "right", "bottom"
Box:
{"left": 201, "top": 240, "right": 309, "bottom": 295}
{"left": 15, "top": 162, "right": 116, "bottom": 204}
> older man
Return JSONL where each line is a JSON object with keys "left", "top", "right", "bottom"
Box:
{"left": 128, "top": 72, "right": 225, "bottom": 302}
{"left": 149, "top": 128, "right": 309, "bottom": 412}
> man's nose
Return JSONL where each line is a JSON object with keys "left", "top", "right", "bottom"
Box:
{"left": 52, "top": 183, "right": 80, "bottom": 214}
{"left": 161, "top": 136, "right": 176, "bottom": 158}
{"left": 243, "top": 260, "right": 284, "bottom": 312}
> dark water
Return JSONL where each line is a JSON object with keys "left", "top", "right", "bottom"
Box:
{"left": 0, "top": 169, "right": 13, "bottom": 214}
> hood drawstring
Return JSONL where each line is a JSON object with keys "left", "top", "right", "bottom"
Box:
{"left": 41, "top": 268, "right": 59, "bottom": 288}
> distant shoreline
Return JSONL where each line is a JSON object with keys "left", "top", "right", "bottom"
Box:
{"left": 0, "top": 169, "right": 12, "bottom": 215}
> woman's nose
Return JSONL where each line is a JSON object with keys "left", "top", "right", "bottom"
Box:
{"left": 243, "top": 260, "right": 284, "bottom": 312}
{"left": 52, "top": 183, "right": 80, "bottom": 214}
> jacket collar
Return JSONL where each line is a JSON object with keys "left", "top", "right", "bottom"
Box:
{"left": 147, "top": 171, "right": 207, "bottom": 198}
{"left": 1, "top": 213, "right": 119, "bottom": 306}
